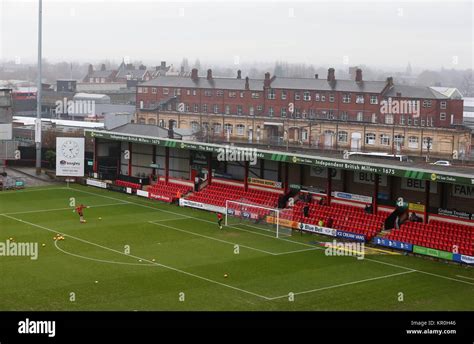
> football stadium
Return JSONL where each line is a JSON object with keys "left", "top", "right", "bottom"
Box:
{"left": 1, "top": 127, "right": 473, "bottom": 312}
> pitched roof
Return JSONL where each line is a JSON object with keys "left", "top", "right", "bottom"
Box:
{"left": 112, "top": 123, "right": 179, "bottom": 138}
{"left": 116, "top": 69, "right": 148, "bottom": 80}
{"left": 140, "top": 76, "right": 264, "bottom": 91}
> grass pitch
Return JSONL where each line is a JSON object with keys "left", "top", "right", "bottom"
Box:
{"left": 0, "top": 184, "right": 473, "bottom": 311}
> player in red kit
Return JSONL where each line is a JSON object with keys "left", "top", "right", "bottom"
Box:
{"left": 75, "top": 204, "right": 87, "bottom": 223}
{"left": 217, "top": 213, "right": 223, "bottom": 230}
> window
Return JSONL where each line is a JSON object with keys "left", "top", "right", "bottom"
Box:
{"left": 440, "top": 112, "right": 446, "bottom": 120}
{"left": 421, "top": 118, "right": 425, "bottom": 126}
{"left": 328, "top": 110, "right": 335, "bottom": 119}
{"left": 356, "top": 95, "right": 364, "bottom": 104}
{"left": 294, "top": 92, "right": 300, "bottom": 101}
{"left": 303, "top": 91, "right": 311, "bottom": 101}
{"left": 329, "top": 94, "right": 335, "bottom": 103}
{"left": 205, "top": 90, "right": 212, "bottom": 97}
{"left": 236, "top": 124, "right": 245, "bottom": 136}
{"left": 385, "top": 113, "right": 394, "bottom": 124}
{"left": 357, "top": 112, "right": 363, "bottom": 121}
{"left": 321, "top": 94, "right": 326, "bottom": 102}
{"left": 143, "top": 87, "right": 148, "bottom": 93}
{"left": 163, "top": 88, "right": 169, "bottom": 95}
{"left": 301, "top": 129, "right": 308, "bottom": 141}
{"left": 342, "top": 93, "right": 351, "bottom": 103}
{"left": 315, "top": 93, "right": 320, "bottom": 101}
{"left": 240, "top": 91, "right": 244, "bottom": 98}
{"left": 191, "top": 121, "right": 199, "bottom": 131}
{"left": 152, "top": 88, "right": 157, "bottom": 94}
{"left": 138, "top": 87, "right": 143, "bottom": 93}
{"left": 249, "top": 106, "right": 254, "bottom": 116}
{"left": 186, "top": 89, "right": 191, "bottom": 96}
{"left": 225, "top": 105, "right": 230, "bottom": 115}
{"left": 268, "top": 89, "right": 276, "bottom": 100}
{"left": 216, "top": 90, "right": 224, "bottom": 97}
{"left": 229, "top": 91, "right": 236, "bottom": 98}
{"left": 408, "top": 136, "right": 419, "bottom": 149}
{"left": 193, "top": 89, "right": 197, "bottom": 96}
{"left": 251, "top": 92, "right": 260, "bottom": 99}
{"left": 413, "top": 118, "right": 418, "bottom": 126}
{"left": 340, "top": 112, "right": 348, "bottom": 121}
{"left": 370, "top": 95, "right": 378, "bottom": 104}
{"left": 268, "top": 107, "right": 274, "bottom": 117}
{"left": 193, "top": 104, "right": 199, "bottom": 112}
{"left": 423, "top": 137, "right": 433, "bottom": 150}
{"left": 213, "top": 105, "right": 219, "bottom": 114}
{"left": 224, "top": 123, "right": 233, "bottom": 134}
{"left": 213, "top": 123, "right": 222, "bottom": 134}
{"left": 309, "top": 109, "right": 316, "bottom": 119}
{"left": 280, "top": 107, "right": 287, "bottom": 117}
{"left": 440, "top": 101, "right": 447, "bottom": 109}
{"left": 257, "top": 105, "right": 263, "bottom": 112}
{"left": 281, "top": 90, "right": 287, "bottom": 100}
{"left": 185, "top": 104, "right": 190, "bottom": 112}
{"left": 338, "top": 131, "right": 348, "bottom": 143}
{"left": 394, "top": 135, "right": 404, "bottom": 147}
{"left": 400, "top": 115, "right": 405, "bottom": 125}
{"left": 365, "top": 133, "right": 376, "bottom": 145}
{"left": 174, "top": 88, "right": 181, "bottom": 96}
{"left": 202, "top": 104, "right": 208, "bottom": 113}
{"left": 371, "top": 113, "right": 377, "bottom": 123}
{"left": 237, "top": 105, "right": 243, "bottom": 115}
{"left": 380, "top": 134, "right": 391, "bottom": 146}
{"left": 423, "top": 100, "right": 432, "bottom": 108}
{"left": 407, "top": 117, "right": 412, "bottom": 125}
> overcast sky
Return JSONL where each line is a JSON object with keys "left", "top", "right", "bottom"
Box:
{"left": 0, "top": 0, "right": 472, "bottom": 70}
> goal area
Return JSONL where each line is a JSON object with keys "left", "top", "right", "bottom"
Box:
{"left": 225, "top": 200, "right": 292, "bottom": 238}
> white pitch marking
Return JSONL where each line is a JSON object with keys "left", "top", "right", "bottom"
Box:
{"left": 268, "top": 270, "right": 417, "bottom": 300}
{"left": 0, "top": 202, "right": 128, "bottom": 216}
{"left": 2, "top": 213, "right": 271, "bottom": 301}
{"left": 456, "top": 275, "right": 474, "bottom": 281}
{"left": 149, "top": 220, "right": 278, "bottom": 256}
{"left": 47, "top": 186, "right": 474, "bottom": 288}
{"left": 54, "top": 240, "right": 155, "bottom": 266}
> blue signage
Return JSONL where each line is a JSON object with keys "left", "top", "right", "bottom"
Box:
{"left": 372, "top": 237, "right": 413, "bottom": 252}
{"left": 335, "top": 230, "right": 365, "bottom": 242}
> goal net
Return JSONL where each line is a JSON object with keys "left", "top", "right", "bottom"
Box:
{"left": 225, "top": 200, "right": 292, "bottom": 238}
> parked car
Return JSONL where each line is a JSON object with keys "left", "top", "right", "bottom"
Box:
{"left": 431, "top": 160, "right": 452, "bottom": 166}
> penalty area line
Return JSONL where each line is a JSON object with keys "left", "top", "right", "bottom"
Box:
{"left": 268, "top": 270, "right": 417, "bottom": 301}
{"left": 1, "top": 213, "right": 271, "bottom": 301}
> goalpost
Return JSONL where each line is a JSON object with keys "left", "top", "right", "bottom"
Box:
{"left": 225, "top": 200, "right": 292, "bottom": 238}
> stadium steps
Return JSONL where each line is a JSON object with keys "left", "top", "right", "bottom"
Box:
{"left": 281, "top": 201, "right": 385, "bottom": 240}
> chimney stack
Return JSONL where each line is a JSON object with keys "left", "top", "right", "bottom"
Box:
{"left": 191, "top": 68, "right": 198, "bottom": 81}
{"left": 264, "top": 72, "right": 271, "bottom": 87}
{"left": 315, "top": 74, "right": 319, "bottom": 79}
{"left": 355, "top": 68, "right": 363, "bottom": 82}
{"left": 168, "top": 120, "right": 174, "bottom": 139}
{"left": 100, "top": 64, "right": 106, "bottom": 71}
{"left": 88, "top": 64, "right": 94, "bottom": 75}
{"left": 245, "top": 76, "right": 249, "bottom": 90}
{"left": 207, "top": 69, "right": 213, "bottom": 80}
{"left": 161, "top": 61, "right": 166, "bottom": 69}
{"left": 327, "top": 68, "right": 335, "bottom": 82}
{"left": 237, "top": 70, "right": 242, "bottom": 79}
{"left": 386, "top": 76, "right": 394, "bottom": 87}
